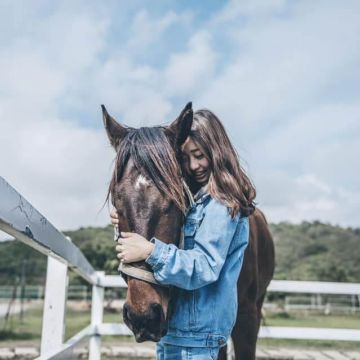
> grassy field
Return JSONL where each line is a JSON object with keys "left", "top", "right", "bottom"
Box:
{"left": 1, "top": 303, "right": 359, "bottom": 350}
{"left": 264, "top": 310, "right": 360, "bottom": 329}
{"left": 0, "top": 302, "right": 124, "bottom": 343}
{"left": 258, "top": 311, "right": 360, "bottom": 350}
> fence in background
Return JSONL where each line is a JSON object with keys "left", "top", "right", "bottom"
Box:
{"left": 281, "top": 293, "right": 360, "bottom": 313}
{"left": 0, "top": 285, "right": 89, "bottom": 300}
{"left": 1, "top": 176, "right": 360, "bottom": 359}
{"left": 1, "top": 285, "right": 359, "bottom": 314}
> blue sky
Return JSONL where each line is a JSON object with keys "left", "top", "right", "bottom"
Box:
{"left": 1, "top": 0, "right": 359, "bottom": 239}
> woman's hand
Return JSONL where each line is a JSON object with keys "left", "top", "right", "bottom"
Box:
{"left": 116, "top": 232, "right": 155, "bottom": 264}
{"left": 110, "top": 208, "right": 119, "bottom": 226}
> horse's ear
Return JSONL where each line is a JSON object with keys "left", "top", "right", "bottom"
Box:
{"left": 101, "top": 105, "right": 128, "bottom": 149}
{"left": 165, "top": 102, "right": 193, "bottom": 148}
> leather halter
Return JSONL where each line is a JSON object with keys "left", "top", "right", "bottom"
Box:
{"left": 115, "top": 179, "right": 195, "bottom": 286}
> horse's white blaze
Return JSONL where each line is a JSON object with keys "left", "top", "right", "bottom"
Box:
{"left": 135, "top": 175, "right": 150, "bottom": 190}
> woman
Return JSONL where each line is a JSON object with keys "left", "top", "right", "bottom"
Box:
{"left": 111, "top": 109, "right": 256, "bottom": 360}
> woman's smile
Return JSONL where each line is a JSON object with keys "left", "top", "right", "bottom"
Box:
{"left": 182, "top": 138, "right": 210, "bottom": 185}
{"left": 194, "top": 170, "right": 207, "bottom": 181}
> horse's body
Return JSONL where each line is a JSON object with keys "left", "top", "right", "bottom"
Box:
{"left": 102, "top": 103, "right": 275, "bottom": 359}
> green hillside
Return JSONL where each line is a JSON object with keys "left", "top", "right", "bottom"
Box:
{"left": 0, "top": 225, "right": 117, "bottom": 286}
{"left": 270, "top": 221, "right": 360, "bottom": 282}
{"left": 0, "top": 221, "right": 359, "bottom": 285}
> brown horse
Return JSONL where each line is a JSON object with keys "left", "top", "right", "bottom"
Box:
{"left": 102, "top": 102, "right": 275, "bottom": 359}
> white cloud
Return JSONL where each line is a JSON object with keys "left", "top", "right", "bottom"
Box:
{"left": 295, "top": 174, "right": 331, "bottom": 195}
{"left": 213, "top": 0, "right": 287, "bottom": 23}
{"left": 89, "top": 56, "right": 169, "bottom": 126}
{"left": 0, "top": 117, "right": 114, "bottom": 229}
{"left": 163, "top": 31, "right": 217, "bottom": 96}
{"left": 262, "top": 181, "right": 360, "bottom": 227}
{"left": 127, "top": 9, "right": 190, "bottom": 52}
{"left": 251, "top": 103, "right": 360, "bottom": 185}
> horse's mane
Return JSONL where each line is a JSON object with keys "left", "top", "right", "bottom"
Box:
{"left": 108, "top": 127, "right": 186, "bottom": 213}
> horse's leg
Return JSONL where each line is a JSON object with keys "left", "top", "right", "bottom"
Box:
{"left": 229, "top": 293, "right": 266, "bottom": 360}
{"left": 256, "top": 293, "right": 266, "bottom": 329}
{"left": 231, "top": 303, "right": 259, "bottom": 360}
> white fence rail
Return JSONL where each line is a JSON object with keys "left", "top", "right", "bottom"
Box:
{"left": 1, "top": 176, "right": 359, "bottom": 359}
{"left": 268, "top": 280, "right": 360, "bottom": 295}
{"left": 0, "top": 176, "right": 127, "bottom": 359}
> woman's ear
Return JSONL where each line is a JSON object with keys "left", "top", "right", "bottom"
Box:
{"left": 101, "top": 105, "right": 129, "bottom": 150}
{"left": 165, "top": 102, "right": 193, "bottom": 149}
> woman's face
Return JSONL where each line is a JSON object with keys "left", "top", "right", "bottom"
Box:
{"left": 181, "top": 137, "right": 210, "bottom": 186}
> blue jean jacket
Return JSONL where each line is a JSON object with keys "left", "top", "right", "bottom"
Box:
{"left": 145, "top": 189, "right": 249, "bottom": 348}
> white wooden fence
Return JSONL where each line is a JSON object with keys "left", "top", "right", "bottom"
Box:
{"left": 0, "top": 176, "right": 359, "bottom": 359}
{"left": 262, "top": 281, "right": 360, "bottom": 342}
{"left": 0, "top": 176, "right": 130, "bottom": 359}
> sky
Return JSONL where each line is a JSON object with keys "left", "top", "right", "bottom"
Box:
{"left": 1, "top": 0, "right": 359, "bottom": 241}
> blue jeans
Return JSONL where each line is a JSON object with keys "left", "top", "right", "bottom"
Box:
{"left": 156, "top": 340, "right": 220, "bottom": 360}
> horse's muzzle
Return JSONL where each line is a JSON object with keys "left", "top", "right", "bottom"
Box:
{"left": 123, "top": 302, "right": 168, "bottom": 342}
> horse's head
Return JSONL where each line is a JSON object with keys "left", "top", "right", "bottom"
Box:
{"left": 102, "top": 103, "right": 193, "bottom": 342}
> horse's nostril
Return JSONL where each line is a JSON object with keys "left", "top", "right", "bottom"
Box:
{"left": 150, "top": 303, "right": 163, "bottom": 319}
{"left": 123, "top": 303, "right": 130, "bottom": 322}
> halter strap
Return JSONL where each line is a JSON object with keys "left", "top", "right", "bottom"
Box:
{"left": 118, "top": 262, "right": 161, "bottom": 285}
{"left": 116, "top": 179, "right": 193, "bottom": 286}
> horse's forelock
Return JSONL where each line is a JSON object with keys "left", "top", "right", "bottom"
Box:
{"left": 109, "top": 127, "right": 186, "bottom": 213}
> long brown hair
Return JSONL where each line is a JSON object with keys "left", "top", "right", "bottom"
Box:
{"left": 189, "top": 109, "right": 256, "bottom": 217}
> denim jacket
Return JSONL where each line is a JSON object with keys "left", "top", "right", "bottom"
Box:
{"left": 145, "top": 188, "right": 249, "bottom": 348}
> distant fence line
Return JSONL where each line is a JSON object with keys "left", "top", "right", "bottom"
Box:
{"left": 264, "top": 293, "right": 360, "bottom": 314}
{"left": 0, "top": 285, "right": 124, "bottom": 302}
{"left": 1, "top": 285, "right": 359, "bottom": 314}
{"left": 1, "top": 176, "right": 360, "bottom": 359}
{"left": 0, "top": 285, "right": 89, "bottom": 300}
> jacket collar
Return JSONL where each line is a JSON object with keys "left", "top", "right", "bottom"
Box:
{"left": 194, "top": 185, "right": 210, "bottom": 203}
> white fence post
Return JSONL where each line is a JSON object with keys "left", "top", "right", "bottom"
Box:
{"left": 89, "top": 271, "right": 105, "bottom": 360}
{"left": 40, "top": 255, "right": 68, "bottom": 357}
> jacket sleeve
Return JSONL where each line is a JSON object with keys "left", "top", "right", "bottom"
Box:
{"left": 145, "top": 199, "right": 249, "bottom": 290}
